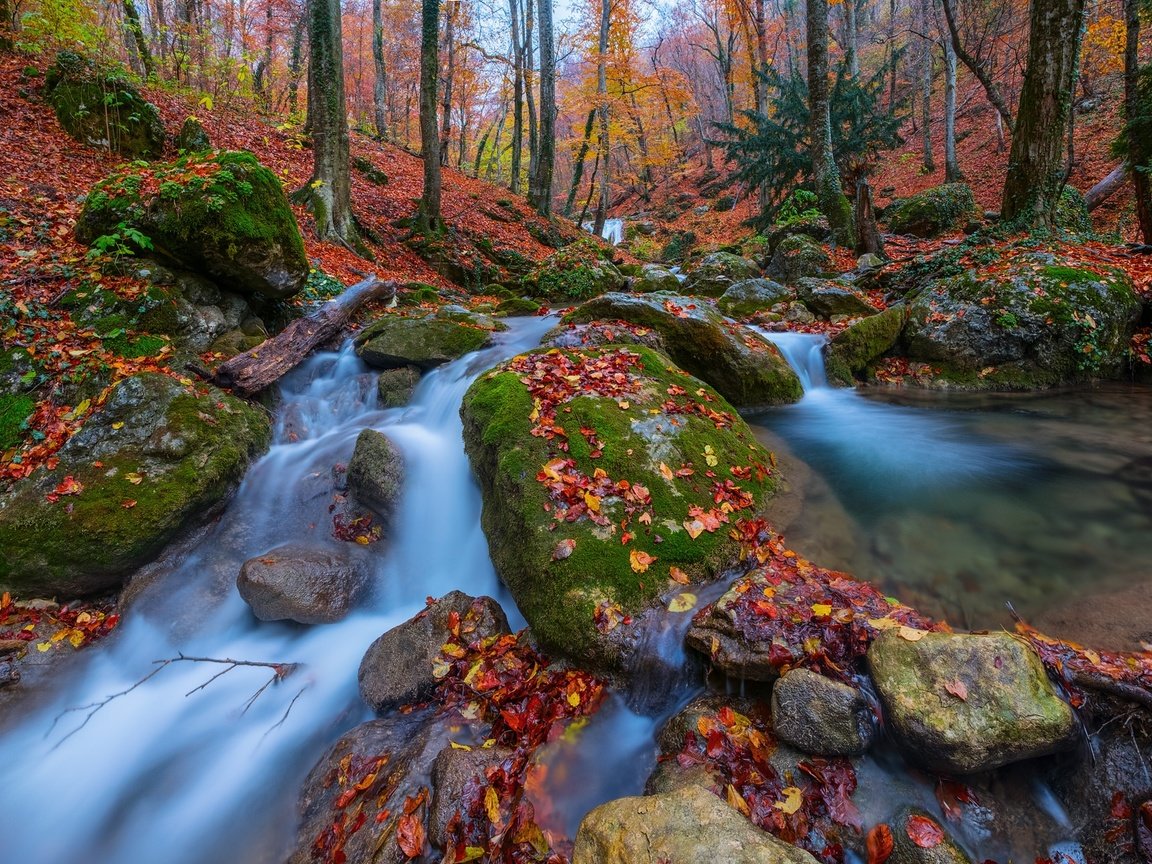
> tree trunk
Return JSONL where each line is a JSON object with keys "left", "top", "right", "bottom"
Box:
{"left": 855, "top": 178, "right": 885, "bottom": 255}
{"left": 593, "top": 0, "right": 611, "bottom": 237}
{"left": 439, "top": 0, "right": 455, "bottom": 167}
{"left": 509, "top": 4, "right": 524, "bottom": 194}
{"left": 942, "top": 35, "right": 962, "bottom": 181}
{"left": 941, "top": 0, "right": 1015, "bottom": 130}
{"left": 418, "top": 0, "right": 443, "bottom": 232}
{"left": 845, "top": 0, "right": 860, "bottom": 76}
{"left": 298, "top": 0, "right": 364, "bottom": 254}
{"left": 123, "top": 0, "right": 156, "bottom": 77}
{"left": 372, "top": 0, "right": 388, "bottom": 139}
{"left": 213, "top": 277, "right": 397, "bottom": 397}
{"left": 1084, "top": 163, "right": 1130, "bottom": 211}
{"left": 524, "top": 0, "right": 539, "bottom": 190}
{"left": 807, "top": 0, "right": 855, "bottom": 246}
{"left": 887, "top": 0, "right": 899, "bottom": 115}
{"left": 1000, "top": 0, "right": 1088, "bottom": 227}
{"left": 0, "top": 0, "right": 11, "bottom": 53}
{"left": 1125, "top": 0, "right": 1152, "bottom": 242}
{"left": 565, "top": 109, "right": 597, "bottom": 217}
{"left": 253, "top": 2, "right": 274, "bottom": 111}
{"left": 529, "top": 0, "right": 556, "bottom": 216}
{"left": 287, "top": 13, "right": 307, "bottom": 115}
{"left": 919, "top": 0, "right": 935, "bottom": 173}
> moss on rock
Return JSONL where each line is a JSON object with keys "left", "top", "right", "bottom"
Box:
{"left": 175, "top": 116, "right": 212, "bottom": 153}
{"left": 887, "top": 184, "right": 976, "bottom": 238}
{"left": 767, "top": 235, "right": 832, "bottom": 284}
{"left": 825, "top": 305, "right": 906, "bottom": 386}
{"left": 76, "top": 150, "right": 308, "bottom": 300}
{"left": 525, "top": 238, "right": 626, "bottom": 301}
{"left": 356, "top": 309, "right": 499, "bottom": 369}
{"left": 682, "top": 252, "right": 761, "bottom": 297}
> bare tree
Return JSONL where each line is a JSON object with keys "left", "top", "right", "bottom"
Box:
{"left": 529, "top": 0, "right": 555, "bottom": 216}
{"left": 807, "top": 0, "right": 855, "bottom": 245}
{"left": 372, "top": 0, "right": 388, "bottom": 138}
{"left": 418, "top": 0, "right": 443, "bottom": 232}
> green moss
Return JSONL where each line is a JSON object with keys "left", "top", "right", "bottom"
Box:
{"left": 352, "top": 156, "right": 389, "bottom": 186}
{"left": 825, "top": 305, "right": 905, "bottom": 386}
{"left": 0, "top": 394, "right": 35, "bottom": 451}
{"left": 888, "top": 184, "right": 976, "bottom": 238}
{"left": 527, "top": 238, "right": 625, "bottom": 301}
{"left": 495, "top": 297, "right": 541, "bottom": 316}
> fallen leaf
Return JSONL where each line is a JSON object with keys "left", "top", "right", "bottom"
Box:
{"left": 906, "top": 814, "right": 944, "bottom": 849}
{"left": 552, "top": 538, "right": 576, "bottom": 560}
{"left": 668, "top": 593, "right": 697, "bottom": 613}
{"left": 898, "top": 626, "right": 928, "bottom": 642}
{"left": 484, "top": 785, "right": 501, "bottom": 824}
{"left": 866, "top": 824, "right": 894, "bottom": 864}
{"left": 630, "top": 549, "right": 656, "bottom": 573}
{"left": 669, "top": 566, "right": 690, "bottom": 585}
{"left": 774, "top": 786, "right": 803, "bottom": 815}
{"left": 944, "top": 679, "right": 968, "bottom": 701}
{"left": 396, "top": 812, "right": 425, "bottom": 858}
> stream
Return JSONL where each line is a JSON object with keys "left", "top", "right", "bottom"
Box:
{"left": 0, "top": 322, "right": 1147, "bottom": 862}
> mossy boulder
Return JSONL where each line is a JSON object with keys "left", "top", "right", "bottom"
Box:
{"left": 75, "top": 150, "right": 309, "bottom": 300}
{"left": 525, "top": 238, "right": 626, "bottom": 301}
{"left": 346, "top": 429, "right": 403, "bottom": 517}
{"left": 765, "top": 216, "right": 831, "bottom": 253}
{"left": 564, "top": 293, "right": 802, "bottom": 409}
{"left": 174, "top": 116, "right": 212, "bottom": 153}
{"left": 682, "top": 252, "right": 761, "bottom": 297}
{"left": 461, "top": 345, "right": 779, "bottom": 673}
{"left": 767, "top": 235, "right": 832, "bottom": 284}
{"left": 632, "top": 264, "right": 683, "bottom": 294}
{"left": 867, "top": 630, "right": 1077, "bottom": 774}
{"left": 902, "top": 253, "right": 1142, "bottom": 388}
{"left": 355, "top": 309, "right": 500, "bottom": 370}
{"left": 0, "top": 373, "right": 271, "bottom": 597}
{"left": 376, "top": 366, "right": 421, "bottom": 407}
{"left": 887, "top": 183, "right": 976, "bottom": 238}
{"left": 824, "top": 305, "right": 906, "bottom": 386}
{"left": 495, "top": 296, "right": 541, "bottom": 316}
{"left": 45, "top": 51, "right": 165, "bottom": 158}
{"left": 717, "top": 279, "right": 793, "bottom": 318}
{"left": 794, "top": 277, "right": 876, "bottom": 319}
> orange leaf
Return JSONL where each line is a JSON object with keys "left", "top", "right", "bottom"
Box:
{"left": 866, "top": 824, "right": 894, "bottom": 864}
{"left": 396, "top": 813, "right": 425, "bottom": 858}
{"left": 630, "top": 549, "right": 656, "bottom": 573}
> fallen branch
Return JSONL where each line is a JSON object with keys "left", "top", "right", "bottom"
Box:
{"left": 213, "top": 274, "right": 397, "bottom": 398}
{"left": 1085, "top": 163, "right": 1131, "bottom": 212}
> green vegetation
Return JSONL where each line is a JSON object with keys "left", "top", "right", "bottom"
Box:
{"left": 887, "top": 184, "right": 976, "bottom": 238}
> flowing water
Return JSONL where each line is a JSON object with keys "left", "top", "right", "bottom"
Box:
{"left": 582, "top": 218, "right": 625, "bottom": 245}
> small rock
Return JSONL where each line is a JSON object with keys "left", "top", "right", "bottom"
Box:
{"left": 717, "top": 278, "right": 793, "bottom": 318}
{"left": 572, "top": 784, "right": 820, "bottom": 864}
{"left": 771, "top": 668, "right": 877, "bottom": 756}
{"left": 867, "top": 630, "right": 1077, "bottom": 774}
{"left": 175, "top": 116, "right": 212, "bottom": 152}
{"left": 784, "top": 302, "right": 815, "bottom": 324}
{"left": 856, "top": 253, "right": 885, "bottom": 272}
{"left": 0, "top": 660, "right": 20, "bottom": 689}
{"left": 377, "top": 366, "right": 422, "bottom": 407}
{"left": 429, "top": 744, "right": 513, "bottom": 847}
{"left": 888, "top": 808, "right": 973, "bottom": 864}
{"left": 355, "top": 310, "right": 496, "bottom": 370}
{"left": 237, "top": 544, "right": 369, "bottom": 624}
{"left": 682, "top": 252, "right": 761, "bottom": 297}
{"left": 346, "top": 429, "right": 404, "bottom": 517}
{"left": 358, "top": 591, "right": 510, "bottom": 713}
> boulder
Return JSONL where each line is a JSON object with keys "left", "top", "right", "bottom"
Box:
{"left": 494, "top": 297, "right": 541, "bottom": 316}
{"left": 824, "top": 305, "right": 905, "bottom": 386}
{"left": 632, "top": 264, "right": 683, "bottom": 294}
{"left": 76, "top": 151, "right": 309, "bottom": 300}
{"left": 377, "top": 366, "right": 422, "bottom": 407}
{"left": 794, "top": 278, "right": 876, "bottom": 319}
{"left": 887, "top": 184, "right": 976, "bottom": 238}
{"left": 46, "top": 51, "right": 165, "bottom": 158}
{"left": 358, "top": 591, "right": 510, "bottom": 713}
{"left": 682, "top": 252, "right": 761, "bottom": 297}
{"left": 765, "top": 216, "right": 832, "bottom": 253}
{"left": 355, "top": 309, "right": 499, "bottom": 370}
{"left": 572, "top": 785, "right": 820, "bottom": 864}
{"left": 768, "top": 235, "right": 832, "bottom": 284}
{"left": 287, "top": 712, "right": 435, "bottom": 864}
{"left": 770, "top": 668, "right": 877, "bottom": 756}
{"left": 428, "top": 744, "right": 514, "bottom": 847}
{"left": 236, "top": 544, "right": 369, "bottom": 624}
{"left": 461, "top": 346, "right": 779, "bottom": 672}
{"left": 0, "top": 373, "right": 270, "bottom": 597}
{"left": 526, "top": 238, "right": 626, "bottom": 301}
{"left": 175, "top": 116, "right": 212, "bottom": 153}
{"left": 563, "top": 293, "right": 802, "bottom": 409}
{"left": 867, "top": 630, "right": 1077, "bottom": 774}
{"left": 902, "top": 252, "right": 1141, "bottom": 388}
{"left": 887, "top": 809, "right": 973, "bottom": 864}
{"left": 544, "top": 320, "right": 668, "bottom": 353}
{"left": 346, "top": 429, "right": 403, "bottom": 516}
{"left": 717, "top": 279, "right": 793, "bottom": 318}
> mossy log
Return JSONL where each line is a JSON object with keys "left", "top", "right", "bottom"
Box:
{"left": 213, "top": 275, "right": 396, "bottom": 396}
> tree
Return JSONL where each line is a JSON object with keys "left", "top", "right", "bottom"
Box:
{"left": 1119, "top": 0, "right": 1152, "bottom": 242}
{"left": 593, "top": 0, "right": 611, "bottom": 236}
{"left": 297, "top": 0, "right": 367, "bottom": 255}
{"left": 372, "top": 0, "right": 389, "bottom": 138}
{"left": 122, "top": 0, "right": 155, "bottom": 78}
{"left": 1000, "top": 0, "right": 1088, "bottom": 227}
{"left": 0, "top": 0, "right": 14, "bottom": 51}
{"left": 806, "top": 0, "right": 855, "bottom": 245}
{"left": 418, "top": 0, "right": 443, "bottom": 232}
{"left": 529, "top": 0, "right": 556, "bottom": 216}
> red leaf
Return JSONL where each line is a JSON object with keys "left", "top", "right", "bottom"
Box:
{"left": 396, "top": 813, "right": 425, "bottom": 859}
{"left": 866, "top": 824, "right": 894, "bottom": 864}
{"left": 906, "top": 814, "right": 945, "bottom": 849}
{"left": 944, "top": 679, "right": 969, "bottom": 701}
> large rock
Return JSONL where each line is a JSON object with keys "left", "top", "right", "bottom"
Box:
{"left": 572, "top": 784, "right": 820, "bottom": 864}
{"left": 887, "top": 184, "right": 976, "bottom": 237}
{"left": 462, "top": 346, "right": 779, "bottom": 672}
{"left": 237, "top": 544, "right": 369, "bottom": 624}
{"left": 174, "top": 116, "right": 211, "bottom": 153}
{"left": 902, "top": 252, "right": 1141, "bottom": 388}
{"left": 358, "top": 591, "right": 510, "bottom": 713}
{"left": 76, "top": 151, "right": 308, "bottom": 300}
{"left": 287, "top": 712, "right": 436, "bottom": 864}
{"left": 526, "top": 238, "right": 626, "bottom": 301}
{"left": 46, "top": 51, "right": 165, "bottom": 158}
{"left": 717, "top": 279, "right": 793, "bottom": 318}
{"left": 632, "top": 264, "right": 683, "bottom": 294}
{"left": 770, "top": 668, "right": 877, "bottom": 756}
{"left": 768, "top": 235, "right": 832, "bottom": 284}
{"left": 355, "top": 310, "right": 499, "bottom": 370}
{"left": 867, "top": 630, "right": 1077, "bottom": 774}
{"left": 564, "top": 293, "right": 802, "bottom": 409}
{"left": 682, "top": 252, "right": 761, "bottom": 297}
{"left": 794, "top": 278, "right": 876, "bottom": 319}
{"left": 824, "top": 305, "right": 905, "bottom": 386}
{"left": 346, "top": 429, "right": 403, "bottom": 516}
{"left": 376, "top": 367, "right": 422, "bottom": 407}
{"left": 0, "top": 373, "right": 270, "bottom": 597}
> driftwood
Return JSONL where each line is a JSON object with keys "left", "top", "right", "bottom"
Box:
{"left": 1085, "top": 163, "right": 1131, "bottom": 212}
{"left": 213, "top": 275, "right": 397, "bottom": 397}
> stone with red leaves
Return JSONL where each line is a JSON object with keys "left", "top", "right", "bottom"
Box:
{"left": 428, "top": 743, "right": 514, "bottom": 848}
{"left": 770, "top": 669, "right": 878, "bottom": 757}
{"left": 887, "top": 808, "right": 972, "bottom": 864}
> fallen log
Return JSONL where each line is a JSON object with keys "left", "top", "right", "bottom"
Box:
{"left": 213, "top": 274, "right": 397, "bottom": 397}
{"left": 1085, "top": 163, "right": 1131, "bottom": 212}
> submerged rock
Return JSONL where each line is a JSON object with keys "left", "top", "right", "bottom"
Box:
{"left": 236, "top": 544, "right": 369, "bottom": 624}
{"left": 346, "top": 429, "right": 403, "bottom": 517}
{"left": 867, "top": 630, "right": 1077, "bottom": 774}
{"left": 770, "top": 668, "right": 877, "bottom": 756}
{"left": 428, "top": 744, "right": 514, "bottom": 848}
{"left": 358, "top": 591, "right": 510, "bottom": 713}
{"left": 887, "top": 184, "right": 976, "bottom": 238}
{"left": 355, "top": 309, "right": 500, "bottom": 370}
{"left": 572, "top": 784, "right": 820, "bottom": 864}
{"left": 564, "top": 293, "right": 802, "bottom": 409}
{"left": 682, "top": 252, "right": 761, "bottom": 297}
{"left": 0, "top": 373, "right": 270, "bottom": 597}
{"left": 888, "top": 808, "right": 973, "bottom": 864}
{"left": 376, "top": 366, "right": 422, "bottom": 407}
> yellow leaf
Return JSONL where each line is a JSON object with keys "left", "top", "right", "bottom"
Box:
{"left": 668, "top": 593, "right": 698, "bottom": 613}
{"left": 111, "top": 421, "right": 125, "bottom": 430}
{"left": 584, "top": 492, "right": 601, "bottom": 512}
{"left": 811, "top": 603, "right": 833, "bottom": 617}
{"left": 484, "top": 785, "right": 501, "bottom": 824}
{"left": 774, "top": 786, "right": 803, "bottom": 815}
{"left": 567, "top": 690, "right": 581, "bottom": 707}
{"left": 617, "top": 400, "right": 630, "bottom": 410}
{"left": 630, "top": 549, "right": 656, "bottom": 573}
{"left": 659, "top": 462, "right": 674, "bottom": 481}
{"left": 449, "top": 741, "right": 472, "bottom": 751}
{"left": 703, "top": 445, "right": 718, "bottom": 467}
{"left": 37, "top": 642, "right": 51, "bottom": 652}
{"left": 126, "top": 472, "right": 144, "bottom": 485}
{"left": 898, "top": 626, "right": 928, "bottom": 642}
{"left": 726, "top": 784, "right": 751, "bottom": 816}
{"left": 683, "top": 519, "right": 704, "bottom": 539}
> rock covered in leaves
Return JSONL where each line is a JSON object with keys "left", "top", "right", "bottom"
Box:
{"left": 770, "top": 668, "right": 878, "bottom": 757}
{"left": 682, "top": 252, "right": 761, "bottom": 297}
{"left": 902, "top": 252, "right": 1141, "bottom": 388}
{"left": 886, "top": 184, "right": 976, "bottom": 238}
{"left": 717, "top": 279, "right": 794, "bottom": 319}
{"left": 867, "top": 630, "right": 1077, "bottom": 774}
{"left": 355, "top": 309, "right": 502, "bottom": 370}
{"left": 525, "top": 237, "right": 626, "bottom": 301}
{"left": 236, "top": 544, "right": 369, "bottom": 624}
{"left": 46, "top": 51, "right": 166, "bottom": 158}
{"left": 768, "top": 235, "right": 832, "bottom": 284}
{"left": 572, "top": 784, "right": 821, "bottom": 864}
{"left": 75, "top": 151, "right": 309, "bottom": 300}
{"left": 794, "top": 278, "right": 877, "bottom": 319}
{"left": 346, "top": 429, "right": 403, "bottom": 517}
{"left": 563, "top": 293, "right": 802, "bottom": 409}
{"left": 886, "top": 809, "right": 973, "bottom": 864}
{"left": 0, "top": 373, "right": 270, "bottom": 597}
{"left": 427, "top": 743, "right": 514, "bottom": 848}
{"left": 461, "top": 345, "right": 779, "bottom": 673}
{"left": 358, "top": 591, "right": 510, "bottom": 714}
{"left": 824, "top": 305, "right": 905, "bottom": 386}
